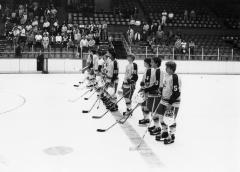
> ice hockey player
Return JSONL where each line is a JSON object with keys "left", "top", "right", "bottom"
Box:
{"left": 155, "top": 61, "right": 181, "bottom": 144}
{"left": 141, "top": 57, "right": 164, "bottom": 135}
{"left": 103, "top": 48, "right": 119, "bottom": 112}
{"left": 122, "top": 54, "right": 138, "bottom": 116}
{"left": 138, "top": 58, "right": 151, "bottom": 125}
{"left": 86, "top": 50, "right": 96, "bottom": 88}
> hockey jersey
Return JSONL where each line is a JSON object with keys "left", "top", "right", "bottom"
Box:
{"left": 161, "top": 73, "right": 181, "bottom": 106}
{"left": 106, "top": 59, "right": 118, "bottom": 83}
{"left": 123, "top": 63, "right": 138, "bottom": 84}
{"left": 143, "top": 68, "right": 164, "bottom": 95}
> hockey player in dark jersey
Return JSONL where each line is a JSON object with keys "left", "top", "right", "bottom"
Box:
{"left": 155, "top": 61, "right": 181, "bottom": 144}
{"left": 122, "top": 54, "right": 138, "bottom": 116}
{"left": 141, "top": 57, "right": 164, "bottom": 136}
{"left": 138, "top": 58, "right": 151, "bottom": 125}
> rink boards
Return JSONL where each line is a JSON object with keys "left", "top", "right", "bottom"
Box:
{"left": 0, "top": 58, "right": 240, "bottom": 74}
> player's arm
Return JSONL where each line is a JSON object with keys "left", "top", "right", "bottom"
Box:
{"left": 111, "top": 61, "right": 118, "bottom": 83}
{"left": 130, "top": 63, "right": 138, "bottom": 83}
{"left": 106, "top": 62, "right": 114, "bottom": 82}
{"left": 144, "top": 69, "right": 160, "bottom": 93}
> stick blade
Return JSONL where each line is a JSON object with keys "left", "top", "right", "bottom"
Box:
{"left": 82, "top": 110, "right": 89, "bottom": 113}
{"left": 96, "top": 129, "right": 106, "bottom": 132}
{"left": 92, "top": 116, "right": 101, "bottom": 119}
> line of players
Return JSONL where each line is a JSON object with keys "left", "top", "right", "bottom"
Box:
{"left": 84, "top": 47, "right": 181, "bottom": 144}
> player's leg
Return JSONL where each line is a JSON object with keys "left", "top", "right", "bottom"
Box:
{"left": 164, "top": 107, "right": 179, "bottom": 144}
{"left": 122, "top": 86, "right": 132, "bottom": 116}
{"left": 139, "top": 100, "right": 150, "bottom": 125}
{"left": 149, "top": 97, "right": 162, "bottom": 135}
{"left": 108, "top": 82, "right": 119, "bottom": 112}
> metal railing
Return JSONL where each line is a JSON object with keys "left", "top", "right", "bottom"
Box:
{"left": 1, "top": 45, "right": 240, "bottom": 61}
{"left": 128, "top": 45, "right": 240, "bottom": 61}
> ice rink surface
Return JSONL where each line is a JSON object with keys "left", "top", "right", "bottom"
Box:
{"left": 0, "top": 74, "right": 239, "bottom": 172}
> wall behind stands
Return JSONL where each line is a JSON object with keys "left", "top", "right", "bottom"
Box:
{"left": 0, "top": 59, "right": 240, "bottom": 75}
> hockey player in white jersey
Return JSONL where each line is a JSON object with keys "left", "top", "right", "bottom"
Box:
{"left": 122, "top": 54, "right": 138, "bottom": 116}
{"left": 155, "top": 61, "right": 181, "bottom": 144}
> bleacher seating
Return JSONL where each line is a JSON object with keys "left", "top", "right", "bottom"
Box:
{"left": 141, "top": 0, "right": 222, "bottom": 28}
{"left": 69, "top": 12, "right": 129, "bottom": 25}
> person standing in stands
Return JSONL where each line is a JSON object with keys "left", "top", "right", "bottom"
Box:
{"left": 80, "top": 35, "right": 89, "bottom": 53}
{"left": 161, "top": 10, "right": 167, "bottom": 26}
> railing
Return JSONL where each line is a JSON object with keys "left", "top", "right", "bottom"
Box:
{"left": 1, "top": 45, "right": 240, "bottom": 61}
{"left": 129, "top": 45, "right": 240, "bottom": 61}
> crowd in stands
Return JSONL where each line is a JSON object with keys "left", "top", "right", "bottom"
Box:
{"left": 126, "top": 10, "right": 197, "bottom": 55}
{"left": 2, "top": 1, "right": 108, "bottom": 53}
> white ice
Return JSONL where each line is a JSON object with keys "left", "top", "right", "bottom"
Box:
{"left": 0, "top": 74, "right": 239, "bottom": 172}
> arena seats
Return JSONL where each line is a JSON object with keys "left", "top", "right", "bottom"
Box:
{"left": 69, "top": 12, "right": 129, "bottom": 25}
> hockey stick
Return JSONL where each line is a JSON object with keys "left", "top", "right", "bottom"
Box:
{"left": 84, "top": 88, "right": 98, "bottom": 100}
{"left": 129, "top": 97, "right": 162, "bottom": 151}
{"left": 73, "top": 81, "right": 83, "bottom": 87}
{"left": 92, "top": 89, "right": 131, "bottom": 119}
{"left": 119, "top": 103, "right": 140, "bottom": 124}
{"left": 96, "top": 104, "right": 140, "bottom": 132}
{"left": 68, "top": 89, "right": 92, "bottom": 103}
{"left": 82, "top": 96, "right": 100, "bottom": 113}
{"left": 96, "top": 98, "right": 101, "bottom": 109}
{"left": 96, "top": 116, "right": 126, "bottom": 132}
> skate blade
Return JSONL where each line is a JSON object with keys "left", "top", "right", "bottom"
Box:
{"left": 96, "top": 129, "right": 106, "bottom": 132}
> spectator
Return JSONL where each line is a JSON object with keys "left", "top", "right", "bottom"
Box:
{"left": 189, "top": 40, "right": 195, "bottom": 55}
{"left": 61, "top": 23, "right": 67, "bottom": 34}
{"left": 134, "top": 30, "right": 141, "bottom": 44}
{"left": 156, "top": 29, "right": 164, "bottom": 44}
{"left": 26, "top": 22, "right": 33, "bottom": 33}
{"left": 19, "top": 26, "right": 26, "bottom": 44}
{"left": 80, "top": 35, "right": 89, "bottom": 53}
{"left": 127, "top": 26, "right": 134, "bottom": 45}
{"left": 67, "top": 35, "right": 74, "bottom": 51}
{"left": 42, "top": 33, "right": 49, "bottom": 50}
{"left": 161, "top": 10, "right": 167, "bottom": 25}
{"left": 184, "top": 10, "right": 188, "bottom": 21}
{"left": 35, "top": 31, "right": 43, "bottom": 49}
{"left": 181, "top": 40, "right": 187, "bottom": 54}
{"left": 141, "top": 30, "right": 148, "bottom": 42}
{"left": 74, "top": 29, "right": 81, "bottom": 44}
{"left": 143, "top": 22, "right": 149, "bottom": 34}
{"left": 151, "top": 22, "right": 158, "bottom": 35}
{"left": 27, "top": 31, "right": 34, "bottom": 51}
{"left": 55, "top": 33, "right": 62, "bottom": 44}
{"left": 190, "top": 10, "right": 196, "bottom": 21}
{"left": 62, "top": 33, "right": 68, "bottom": 47}
{"left": 102, "top": 20, "right": 108, "bottom": 41}
{"left": 32, "top": 16, "right": 39, "bottom": 27}
{"left": 88, "top": 36, "right": 96, "bottom": 49}
{"left": 43, "top": 19, "right": 50, "bottom": 31}
{"left": 175, "top": 38, "right": 182, "bottom": 53}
